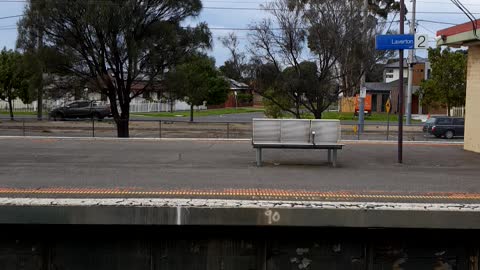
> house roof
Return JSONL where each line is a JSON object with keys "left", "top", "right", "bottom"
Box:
{"left": 366, "top": 78, "right": 409, "bottom": 92}
{"left": 365, "top": 82, "right": 391, "bottom": 91}
{"left": 227, "top": 78, "right": 250, "bottom": 90}
{"left": 384, "top": 56, "right": 428, "bottom": 68}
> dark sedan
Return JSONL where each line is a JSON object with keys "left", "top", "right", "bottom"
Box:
{"left": 50, "top": 101, "right": 112, "bottom": 121}
{"left": 423, "top": 116, "right": 464, "bottom": 139}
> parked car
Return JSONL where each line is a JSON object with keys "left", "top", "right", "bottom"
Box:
{"left": 50, "top": 101, "right": 112, "bottom": 121}
{"left": 423, "top": 116, "right": 464, "bottom": 139}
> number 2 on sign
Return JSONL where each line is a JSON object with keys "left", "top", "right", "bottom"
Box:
{"left": 265, "top": 209, "right": 281, "bottom": 224}
{"left": 415, "top": 34, "right": 428, "bottom": 49}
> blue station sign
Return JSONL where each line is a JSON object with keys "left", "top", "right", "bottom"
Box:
{"left": 376, "top": 34, "right": 415, "bottom": 50}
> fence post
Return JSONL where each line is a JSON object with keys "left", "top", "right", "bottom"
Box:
{"left": 22, "top": 119, "right": 25, "bottom": 136}
{"left": 159, "top": 121, "right": 162, "bottom": 138}
{"left": 357, "top": 124, "right": 360, "bottom": 141}
{"left": 227, "top": 122, "right": 230, "bottom": 139}
{"left": 92, "top": 118, "right": 95, "bottom": 137}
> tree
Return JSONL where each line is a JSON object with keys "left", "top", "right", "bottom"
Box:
{"left": 165, "top": 55, "right": 229, "bottom": 122}
{"left": 292, "top": 0, "right": 401, "bottom": 19}
{"left": 219, "top": 61, "right": 243, "bottom": 82}
{"left": 16, "top": 0, "right": 46, "bottom": 120}
{"left": 291, "top": 0, "right": 398, "bottom": 97}
{"left": 17, "top": 0, "right": 211, "bottom": 137}
{"left": 0, "top": 49, "right": 33, "bottom": 120}
{"left": 249, "top": 0, "right": 386, "bottom": 118}
{"left": 420, "top": 48, "right": 467, "bottom": 116}
{"left": 218, "top": 33, "right": 246, "bottom": 82}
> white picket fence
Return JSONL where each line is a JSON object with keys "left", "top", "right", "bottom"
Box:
{"left": 129, "top": 101, "right": 206, "bottom": 113}
{"left": 1, "top": 99, "right": 206, "bottom": 113}
{"left": 1, "top": 99, "right": 39, "bottom": 112}
{"left": 450, "top": 106, "right": 465, "bottom": 117}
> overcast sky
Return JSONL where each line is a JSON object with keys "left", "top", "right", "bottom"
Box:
{"left": 1, "top": 0, "right": 479, "bottom": 66}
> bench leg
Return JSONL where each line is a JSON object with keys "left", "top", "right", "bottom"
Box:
{"left": 256, "top": 148, "right": 262, "bottom": 167}
{"left": 328, "top": 149, "right": 332, "bottom": 163}
{"left": 332, "top": 149, "right": 337, "bottom": 168}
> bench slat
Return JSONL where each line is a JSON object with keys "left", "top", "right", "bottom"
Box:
{"left": 280, "top": 120, "right": 310, "bottom": 143}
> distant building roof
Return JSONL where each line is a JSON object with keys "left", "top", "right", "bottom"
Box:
{"left": 366, "top": 78, "right": 409, "bottom": 92}
{"left": 365, "top": 82, "right": 390, "bottom": 91}
{"left": 226, "top": 78, "right": 250, "bottom": 90}
{"left": 385, "top": 56, "right": 428, "bottom": 68}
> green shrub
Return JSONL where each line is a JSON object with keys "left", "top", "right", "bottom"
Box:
{"left": 236, "top": 93, "right": 253, "bottom": 103}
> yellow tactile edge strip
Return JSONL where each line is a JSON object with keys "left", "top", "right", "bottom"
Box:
{"left": 0, "top": 188, "right": 479, "bottom": 201}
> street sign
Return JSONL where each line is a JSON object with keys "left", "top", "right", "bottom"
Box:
{"left": 386, "top": 98, "right": 391, "bottom": 113}
{"left": 376, "top": 34, "right": 428, "bottom": 50}
{"left": 360, "top": 87, "right": 367, "bottom": 98}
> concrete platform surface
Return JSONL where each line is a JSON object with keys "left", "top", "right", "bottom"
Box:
{"left": 0, "top": 137, "right": 479, "bottom": 203}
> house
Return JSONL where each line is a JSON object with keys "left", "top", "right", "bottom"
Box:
{"left": 380, "top": 57, "right": 451, "bottom": 115}
{"left": 340, "top": 80, "right": 409, "bottom": 114}
{"left": 207, "top": 78, "right": 254, "bottom": 109}
{"left": 383, "top": 56, "right": 429, "bottom": 83}
{"left": 340, "top": 56, "right": 448, "bottom": 115}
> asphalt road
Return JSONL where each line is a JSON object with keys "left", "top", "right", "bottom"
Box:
{"left": 0, "top": 137, "right": 477, "bottom": 202}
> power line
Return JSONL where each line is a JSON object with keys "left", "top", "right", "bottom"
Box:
{"left": 0, "top": 14, "right": 22, "bottom": 20}
{"left": 417, "top": 19, "right": 457, "bottom": 25}
{"left": 1, "top": 2, "right": 479, "bottom": 15}
{"left": 417, "top": 23, "right": 437, "bottom": 34}
{"left": 450, "top": 0, "right": 479, "bottom": 39}
{"left": 4, "top": 0, "right": 480, "bottom": 8}
{"left": 386, "top": 11, "right": 399, "bottom": 33}
{"left": 417, "top": 0, "right": 480, "bottom": 7}
{"left": 201, "top": 6, "right": 480, "bottom": 14}
{"left": 3, "top": 0, "right": 480, "bottom": 14}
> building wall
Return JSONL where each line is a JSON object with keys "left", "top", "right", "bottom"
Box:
{"left": 340, "top": 97, "right": 356, "bottom": 113}
{"left": 384, "top": 68, "right": 408, "bottom": 83}
{"left": 412, "top": 63, "right": 426, "bottom": 85}
{"left": 464, "top": 45, "right": 480, "bottom": 153}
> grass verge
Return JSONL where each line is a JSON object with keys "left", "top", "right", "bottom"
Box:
{"left": 132, "top": 107, "right": 265, "bottom": 118}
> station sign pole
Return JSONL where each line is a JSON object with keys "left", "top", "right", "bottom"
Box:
{"left": 375, "top": 0, "right": 427, "bottom": 163}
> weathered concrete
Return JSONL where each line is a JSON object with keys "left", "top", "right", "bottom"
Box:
{"left": 1, "top": 198, "right": 480, "bottom": 229}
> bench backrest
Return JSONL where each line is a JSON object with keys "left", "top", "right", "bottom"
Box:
{"left": 252, "top": 119, "right": 340, "bottom": 144}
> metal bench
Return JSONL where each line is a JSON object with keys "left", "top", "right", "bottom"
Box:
{"left": 252, "top": 119, "right": 344, "bottom": 167}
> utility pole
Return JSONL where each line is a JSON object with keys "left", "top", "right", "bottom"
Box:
{"left": 358, "top": 0, "right": 369, "bottom": 133}
{"left": 36, "top": 26, "right": 44, "bottom": 121}
{"left": 398, "top": 0, "right": 405, "bottom": 164}
{"left": 406, "top": 0, "right": 416, "bottom": 125}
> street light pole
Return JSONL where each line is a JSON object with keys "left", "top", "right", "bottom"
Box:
{"left": 398, "top": 0, "right": 405, "bottom": 164}
{"left": 358, "top": 0, "right": 369, "bottom": 133}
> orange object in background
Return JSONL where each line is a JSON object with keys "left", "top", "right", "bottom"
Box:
{"left": 354, "top": 94, "right": 372, "bottom": 115}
